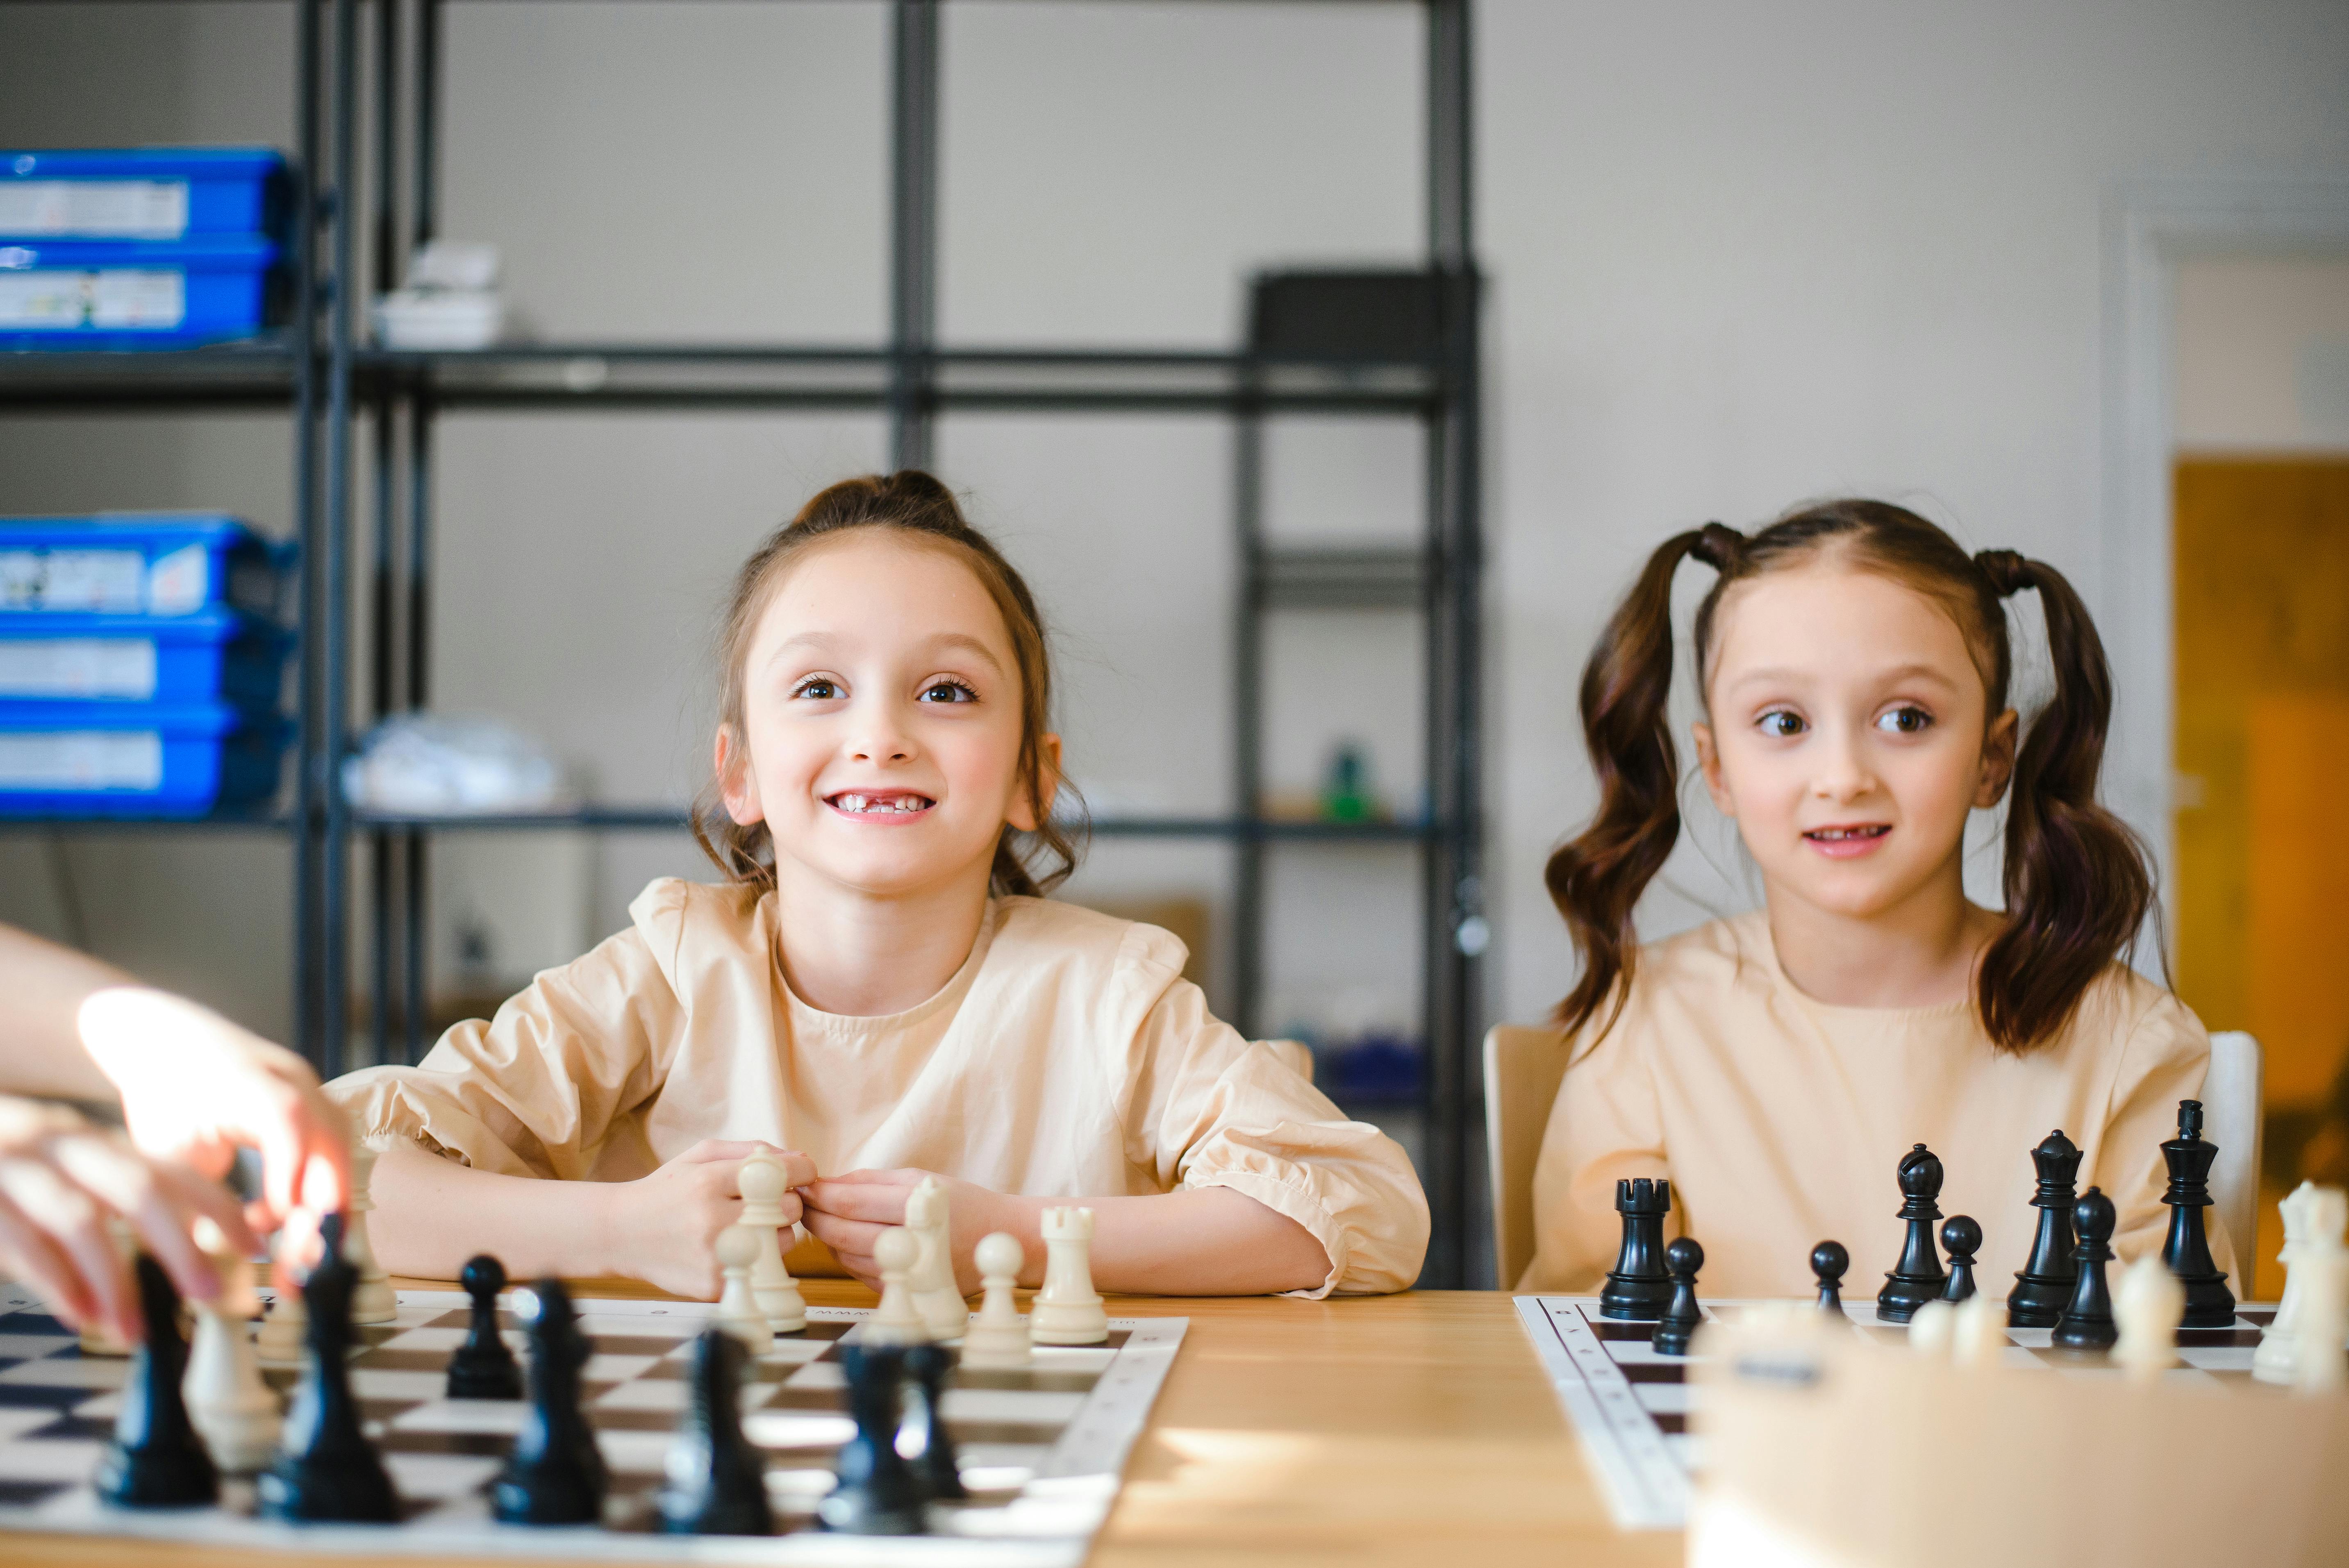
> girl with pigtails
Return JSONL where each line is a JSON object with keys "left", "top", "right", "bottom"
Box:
{"left": 1520, "top": 500, "right": 2235, "bottom": 1298}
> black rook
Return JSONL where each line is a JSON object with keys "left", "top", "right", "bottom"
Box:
{"left": 1600, "top": 1177, "right": 1676, "bottom": 1320}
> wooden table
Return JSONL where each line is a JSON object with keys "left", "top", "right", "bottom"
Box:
{"left": 13, "top": 1280, "right": 1678, "bottom": 1568}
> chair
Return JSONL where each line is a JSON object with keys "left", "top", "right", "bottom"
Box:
{"left": 1483, "top": 1023, "right": 1573, "bottom": 1291}
{"left": 2203, "top": 1030, "right": 2264, "bottom": 1284}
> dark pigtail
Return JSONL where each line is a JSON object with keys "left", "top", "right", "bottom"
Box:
{"left": 1547, "top": 524, "right": 1745, "bottom": 1039}
{"left": 1970, "top": 550, "right": 2156, "bottom": 1050}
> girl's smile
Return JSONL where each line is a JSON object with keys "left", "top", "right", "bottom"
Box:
{"left": 1802, "top": 822, "right": 1893, "bottom": 857}
{"left": 825, "top": 790, "right": 937, "bottom": 820}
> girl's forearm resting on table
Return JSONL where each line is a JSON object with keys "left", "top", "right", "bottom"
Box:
{"left": 367, "top": 1141, "right": 622, "bottom": 1283}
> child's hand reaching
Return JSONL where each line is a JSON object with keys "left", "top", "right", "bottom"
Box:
{"left": 600, "top": 1139, "right": 816, "bottom": 1299}
{"left": 800, "top": 1168, "right": 1035, "bottom": 1293}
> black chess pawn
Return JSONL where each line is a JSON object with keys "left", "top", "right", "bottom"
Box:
{"left": 2052, "top": 1187, "right": 2120, "bottom": 1352}
{"left": 1600, "top": 1177, "right": 1676, "bottom": 1320}
{"left": 1939, "top": 1216, "right": 1982, "bottom": 1304}
{"left": 657, "top": 1329, "right": 773, "bottom": 1536}
{"left": 2008, "top": 1129, "right": 2082, "bottom": 1328}
{"left": 447, "top": 1254, "right": 523, "bottom": 1400}
{"left": 901, "top": 1342, "right": 967, "bottom": 1502}
{"left": 819, "top": 1343, "right": 927, "bottom": 1535}
{"left": 2158, "top": 1100, "right": 2237, "bottom": 1328}
{"left": 1877, "top": 1144, "right": 1950, "bottom": 1323}
{"left": 259, "top": 1213, "right": 399, "bottom": 1522}
{"left": 1651, "top": 1238, "right": 1705, "bottom": 1357}
{"left": 1812, "top": 1241, "right": 1849, "bottom": 1317}
{"left": 493, "top": 1279, "right": 608, "bottom": 1525}
{"left": 93, "top": 1253, "right": 218, "bottom": 1509}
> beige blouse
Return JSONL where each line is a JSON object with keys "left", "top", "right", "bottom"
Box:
{"left": 327, "top": 878, "right": 1429, "bottom": 1297}
{"left": 1520, "top": 911, "right": 2235, "bottom": 1301}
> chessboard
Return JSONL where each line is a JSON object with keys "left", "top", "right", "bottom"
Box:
{"left": 1514, "top": 1293, "right": 2280, "bottom": 1532}
{"left": 0, "top": 1281, "right": 1185, "bottom": 1566}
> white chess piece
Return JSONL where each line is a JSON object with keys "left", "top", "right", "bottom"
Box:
{"left": 1908, "top": 1299, "right": 1956, "bottom": 1360}
{"left": 1030, "top": 1206, "right": 1107, "bottom": 1345}
{"left": 182, "top": 1236, "right": 281, "bottom": 1470}
{"left": 2256, "top": 1181, "right": 2331, "bottom": 1385}
{"left": 905, "top": 1177, "right": 968, "bottom": 1340}
{"left": 255, "top": 1232, "right": 309, "bottom": 1364}
{"left": 2292, "top": 1186, "right": 2349, "bottom": 1396}
{"left": 714, "top": 1224, "right": 773, "bottom": 1354}
{"left": 737, "top": 1153, "right": 807, "bottom": 1333}
{"left": 77, "top": 1216, "right": 137, "bottom": 1356}
{"left": 343, "top": 1144, "right": 397, "bottom": 1324}
{"left": 960, "top": 1232, "right": 1033, "bottom": 1370}
{"left": 1949, "top": 1295, "right": 2006, "bottom": 1368}
{"left": 864, "top": 1227, "right": 930, "bottom": 1347}
{"left": 2113, "top": 1254, "right": 2185, "bottom": 1384}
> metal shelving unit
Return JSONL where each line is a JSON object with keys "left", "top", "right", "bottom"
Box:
{"left": 0, "top": 0, "right": 1483, "bottom": 1287}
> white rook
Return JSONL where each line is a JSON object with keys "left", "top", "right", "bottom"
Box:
{"left": 1030, "top": 1206, "right": 1107, "bottom": 1345}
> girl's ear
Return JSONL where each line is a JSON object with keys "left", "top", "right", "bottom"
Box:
{"left": 714, "top": 725, "right": 765, "bottom": 826}
{"left": 1975, "top": 707, "right": 2020, "bottom": 809}
{"left": 1691, "top": 720, "right": 1735, "bottom": 817}
{"left": 1007, "top": 733, "right": 1062, "bottom": 833}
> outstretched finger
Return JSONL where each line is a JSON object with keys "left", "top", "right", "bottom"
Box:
{"left": 3, "top": 1164, "right": 134, "bottom": 1343}
{"left": 0, "top": 1196, "right": 99, "bottom": 1331}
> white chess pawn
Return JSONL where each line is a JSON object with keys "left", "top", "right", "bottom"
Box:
{"left": 864, "top": 1227, "right": 930, "bottom": 1347}
{"left": 255, "top": 1232, "right": 309, "bottom": 1365}
{"left": 183, "top": 1238, "right": 281, "bottom": 1470}
{"left": 1030, "top": 1206, "right": 1107, "bottom": 1346}
{"left": 905, "top": 1177, "right": 968, "bottom": 1341}
{"left": 1907, "top": 1298, "right": 1956, "bottom": 1361}
{"left": 1949, "top": 1295, "right": 2006, "bottom": 1369}
{"left": 344, "top": 1144, "right": 397, "bottom": 1324}
{"left": 960, "top": 1232, "right": 1033, "bottom": 1370}
{"left": 714, "top": 1224, "right": 773, "bottom": 1354}
{"left": 2113, "top": 1254, "right": 2185, "bottom": 1384}
{"left": 737, "top": 1154, "right": 807, "bottom": 1333}
{"left": 2256, "top": 1182, "right": 2332, "bottom": 1385}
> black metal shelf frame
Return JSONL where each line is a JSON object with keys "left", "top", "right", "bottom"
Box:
{"left": 3, "top": 0, "right": 1483, "bottom": 1287}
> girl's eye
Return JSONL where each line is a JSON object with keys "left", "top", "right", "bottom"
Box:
{"left": 919, "top": 679, "right": 978, "bottom": 704}
{"left": 793, "top": 678, "right": 842, "bottom": 700}
{"left": 1757, "top": 709, "right": 1806, "bottom": 739}
{"left": 1876, "top": 705, "right": 1933, "bottom": 735}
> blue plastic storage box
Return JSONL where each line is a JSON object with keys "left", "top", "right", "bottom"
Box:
{"left": 0, "top": 609, "right": 288, "bottom": 709}
{"left": 0, "top": 236, "right": 286, "bottom": 348}
{"left": 0, "top": 515, "right": 286, "bottom": 618}
{"left": 0, "top": 701, "right": 290, "bottom": 818}
{"left": 0, "top": 148, "right": 290, "bottom": 241}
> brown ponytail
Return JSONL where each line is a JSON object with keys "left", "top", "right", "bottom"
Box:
{"left": 691, "top": 470, "right": 1087, "bottom": 900}
{"left": 1550, "top": 499, "right": 2154, "bottom": 1053}
{"left": 1969, "top": 549, "right": 2156, "bottom": 1049}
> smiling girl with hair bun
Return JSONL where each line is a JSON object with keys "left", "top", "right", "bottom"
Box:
{"left": 1521, "top": 499, "right": 2233, "bottom": 1300}
{"left": 329, "top": 470, "right": 1428, "bottom": 1301}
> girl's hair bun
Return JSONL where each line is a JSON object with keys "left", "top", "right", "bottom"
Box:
{"left": 1691, "top": 522, "right": 1746, "bottom": 572}
{"left": 1973, "top": 548, "right": 2031, "bottom": 598}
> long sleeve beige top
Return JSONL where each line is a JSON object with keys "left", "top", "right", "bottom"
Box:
{"left": 1519, "top": 911, "right": 2234, "bottom": 1300}
{"left": 327, "top": 878, "right": 1430, "bottom": 1297}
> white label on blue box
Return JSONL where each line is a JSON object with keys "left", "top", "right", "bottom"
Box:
{"left": 146, "top": 544, "right": 211, "bottom": 615}
{"left": 0, "top": 180, "right": 189, "bottom": 239}
{"left": 0, "top": 640, "right": 157, "bottom": 700}
{"left": 0, "top": 732, "right": 163, "bottom": 791}
{"left": 0, "top": 268, "right": 185, "bottom": 330}
{"left": 0, "top": 550, "right": 147, "bottom": 613}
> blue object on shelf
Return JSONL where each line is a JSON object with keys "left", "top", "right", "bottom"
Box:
{"left": 0, "top": 148, "right": 290, "bottom": 241}
{"left": 1327, "top": 1032, "right": 1426, "bottom": 1103}
{"left": 0, "top": 609, "right": 289, "bottom": 710}
{"left": 0, "top": 236, "right": 287, "bottom": 348}
{"left": 0, "top": 514, "right": 287, "bottom": 618}
{"left": 0, "top": 701, "right": 290, "bottom": 818}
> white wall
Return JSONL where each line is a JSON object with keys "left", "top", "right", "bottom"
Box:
{"left": 2175, "top": 256, "right": 2349, "bottom": 449}
{"left": 4, "top": 0, "right": 2348, "bottom": 1045}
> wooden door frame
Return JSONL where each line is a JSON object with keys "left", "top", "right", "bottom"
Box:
{"left": 2099, "top": 174, "right": 2349, "bottom": 959}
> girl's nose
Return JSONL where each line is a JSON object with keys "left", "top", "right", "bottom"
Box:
{"left": 1809, "top": 732, "right": 1878, "bottom": 802}
{"left": 845, "top": 700, "right": 915, "bottom": 764}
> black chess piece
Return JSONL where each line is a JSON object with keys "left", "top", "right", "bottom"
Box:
{"left": 92, "top": 1253, "right": 217, "bottom": 1509}
{"left": 656, "top": 1329, "right": 773, "bottom": 1536}
{"left": 901, "top": 1342, "right": 967, "bottom": 1502}
{"left": 1876, "top": 1144, "right": 1950, "bottom": 1323}
{"left": 1939, "top": 1216, "right": 1982, "bottom": 1304}
{"left": 259, "top": 1213, "right": 399, "bottom": 1522}
{"left": 2008, "top": 1129, "right": 2082, "bottom": 1327}
{"left": 1651, "top": 1238, "right": 1705, "bottom": 1356}
{"left": 2158, "top": 1100, "right": 2238, "bottom": 1329}
{"left": 447, "top": 1254, "right": 523, "bottom": 1400}
{"left": 1811, "top": 1241, "right": 1849, "bottom": 1316}
{"left": 2051, "top": 1186, "right": 2120, "bottom": 1352}
{"left": 492, "top": 1279, "right": 608, "bottom": 1525}
{"left": 1599, "top": 1177, "right": 1676, "bottom": 1320}
{"left": 819, "top": 1343, "right": 927, "bottom": 1535}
